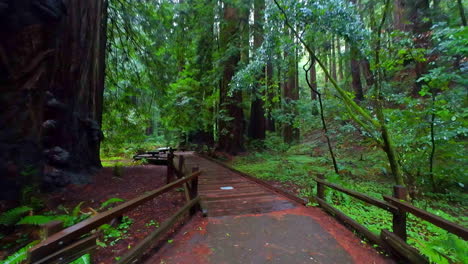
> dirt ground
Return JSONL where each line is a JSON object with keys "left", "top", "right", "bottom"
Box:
{"left": 45, "top": 165, "right": 186, "bottom": 264}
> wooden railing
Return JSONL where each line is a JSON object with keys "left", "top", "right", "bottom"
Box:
{"left": 314, "top": 176, "right": 468, "bottom": 263}
{"left": 27, "top": 154, "right": 201, "bottom": 264}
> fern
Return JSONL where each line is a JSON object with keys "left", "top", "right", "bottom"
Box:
{"left": 72, "top": 202, "right": 84, "bottom": 217}
{"left": 99, "top": 198, "right": 124, "bottom": 210}
{"left": 17, "top": 215, "right": 55, "bottom": 226}
{"left": 2, "top": 240, "right": 39, "bottom": 264}
{"left": 0, "top": 206, "right": 32, "bottom": 226}
{"left": 68, "top": 254, "right": 91, "bottom": 264}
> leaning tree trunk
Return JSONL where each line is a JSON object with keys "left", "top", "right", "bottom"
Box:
{"left": 0, "top": 0, "right": 107, "bottom": 199}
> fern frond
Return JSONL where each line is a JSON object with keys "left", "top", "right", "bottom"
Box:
{"left": 99, "top": 198, "right": 124, "bottom": 210}
{"left": 17, "top": 215, "right": 55, "bottom": 226}
{"left": 2, "top": 240, "right": 39, "bottom": 264}
{"left": 0, "top": 206, "right": 32, "bottom": 226}
{"left": 72, "top": 202, "right": 84, "bottom": 217}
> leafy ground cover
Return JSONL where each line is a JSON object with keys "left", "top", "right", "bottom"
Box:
{"left": 231, "top": 134, "right": 467, "bottom": 264}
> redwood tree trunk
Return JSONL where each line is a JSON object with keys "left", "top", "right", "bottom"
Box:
{"left": 350, "top": 45, "right": 364, "bottom": 101}
{"left": 282, "top": 30, "right": 300, "bottom": 144}
{"left": 249, "top": 0, "right": 266, "bottom": 140}
{"left": 0, "top": 0, "right": 107, "bottom": 198}
{"left": 217, "top": 3, "right": 244, "bottom": 154}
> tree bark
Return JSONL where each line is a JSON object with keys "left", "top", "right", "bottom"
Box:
{"left": 217, "top": 3, "right": 245, "bottom": 154}
{"left": 394, "top": 0, "right": 431, "bottom": 96}
{"left": 337, "top": 38, "right": 344, "bottom": 81}
{"left": 310, "top": 55, "right": 318, "bottom": 101}
{"left": 350, "top": 45, "right": 364, "bottom": 101}
{"left": 282, "top": 29, "right": 299, "bottom": 144}
{"left": 0, "top": 0, "right": 107, "bottom": 197}
{"left": 248, "top": 0, "right": 266, "bottom": 140}
{"left": 457, "top": 0, "right": 467, "bottom": 26}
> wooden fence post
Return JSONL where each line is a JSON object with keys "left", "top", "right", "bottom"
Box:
{"left": 178, "top": 155, "right": 185, "bottom": 178}
{"left": 190, "top": 167, "right": 200, "bottom": 215}
{"left": 39, "top": 220, "right": 63, "bottom": 240}
{"left": 392, "top": 185, "right": 408, "bottom": 242}
{"left": 317, "top": 174, "right": 325, "bottom": 200}
{"left": 167, "top": 152, "right": 174, "bottom": 184}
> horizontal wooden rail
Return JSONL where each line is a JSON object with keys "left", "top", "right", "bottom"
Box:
{"left": 117, "top": 196, "right": 201, "bottom": 264}
{"left": 315, "top": 179, "right": 398, "bottom": 213}
{"left": 34, "top": 234, "right": 98, "bottom": 264}
{"left": 315, "top": 196, "right": 388, "bottom": 250}
{"left": 383, "top": 195, "right": 468, "bottom": 240}
{"left": 315, "top": 178, "right": 466, "bottom": 262}
{"left": 28, "top": 170, "right": 202, "bottom": 262}
{"left": 380, "top": 229, "right": 428, "bottom": 264}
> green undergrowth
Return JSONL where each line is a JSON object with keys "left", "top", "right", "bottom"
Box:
{"left": 232, "top": 147, "right": 467, "bottom": 263}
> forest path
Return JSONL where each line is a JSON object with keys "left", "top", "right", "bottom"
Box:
{"left": 143, "top": 153, "right": 394, "bottom": 264}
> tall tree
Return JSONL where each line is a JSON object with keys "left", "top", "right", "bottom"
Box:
{"left": 282, "top": 28, "right": 300, "bottom": 144}
{"left": 349, "top": 0, "right": 364, "bottom": 101}
{"left": 249, "top": 0, "right": 267, "bottom": 140}
{"left": 394, "top": 0, "right": 432, "bottom": 95}
{"left": 217, "top": 1, "right": 245, "bottom": 154}
{"left": 0, "top": 0, "right": 107, "bottom": 197}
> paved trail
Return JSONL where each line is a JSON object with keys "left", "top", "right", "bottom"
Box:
{"left": 144, "top": 153, "right": 394, "bottom": 264}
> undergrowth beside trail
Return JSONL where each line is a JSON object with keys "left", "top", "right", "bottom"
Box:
{"left": 232, "top": 134, "right": 467, "bottom": 264}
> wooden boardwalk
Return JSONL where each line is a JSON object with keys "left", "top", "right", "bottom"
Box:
{"left": 186, "top": 154, "right": 297, "bottom": 217}
{"left": 143, "top": 153, "right": 394, "bottom": 264}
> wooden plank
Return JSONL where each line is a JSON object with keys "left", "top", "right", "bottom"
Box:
{"left": 314, "top": 179, "right": 397, "bottom": 213}
{"left": 202, "top": 194, "right": 278, "bottom": 205}
{"left": 28, "top": 171, "right": 202, "bottom": 262}
{"left": 196, "top": 153, "right": 307, "bottom": 205}
{"left": 201, "top": 192, "right": 273, "bottom": 201}
{"left": 383, "top": 195, "right": 468, "bottom": 240}
{"left": 117, "top": 196, "right": 201, "bottom": 264}
{"left": 31, "top": 234, "right": 97, "bottom": 264}
{"left": 380, "top": 229, "right": 428, "bottom": 264}
{"left": 315, "top": 197, "right": 388, "bottom": 250}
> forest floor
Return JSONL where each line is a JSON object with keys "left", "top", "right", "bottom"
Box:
{"left": 45, "top": 164, "right": 186, "bottom": 264}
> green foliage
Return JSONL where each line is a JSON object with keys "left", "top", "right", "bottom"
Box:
{"left": 0, "top": 206, "right": 32, "bottom": 226}
{"left": 17, "top": 215, "right": 56, "bottom": 226}
{"left": 1, "top": 240, "right": 39, "bottom": 264}
{"left": 20, "top": 185, "right": 44, "bottom": 211}
{"left": 68, "top": 254, "right": 92, "bottom": 264}
{"left": 99, "top": 198, "right": 125, "bottom": 211}
{"left": 145, "top": 220, "right": 159, "bottom": 228}
{"left": 99, "top": 216, "right": 134, "bottom": 247}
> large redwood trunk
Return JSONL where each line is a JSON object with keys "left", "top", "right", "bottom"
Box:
{"left": 282, "top": 30, "right": 300, "bottom": 144}
{"left": 350, "top": 45, "right": 364, "bottom": 101}
{"left": 248, "top": 0, "right": 266, "bottom": 140}
{"left": 0, "top": 0, "right": 107, "bottom": 199}
{"left": 217, "top": 4, "right": 244, "bottom": 154}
